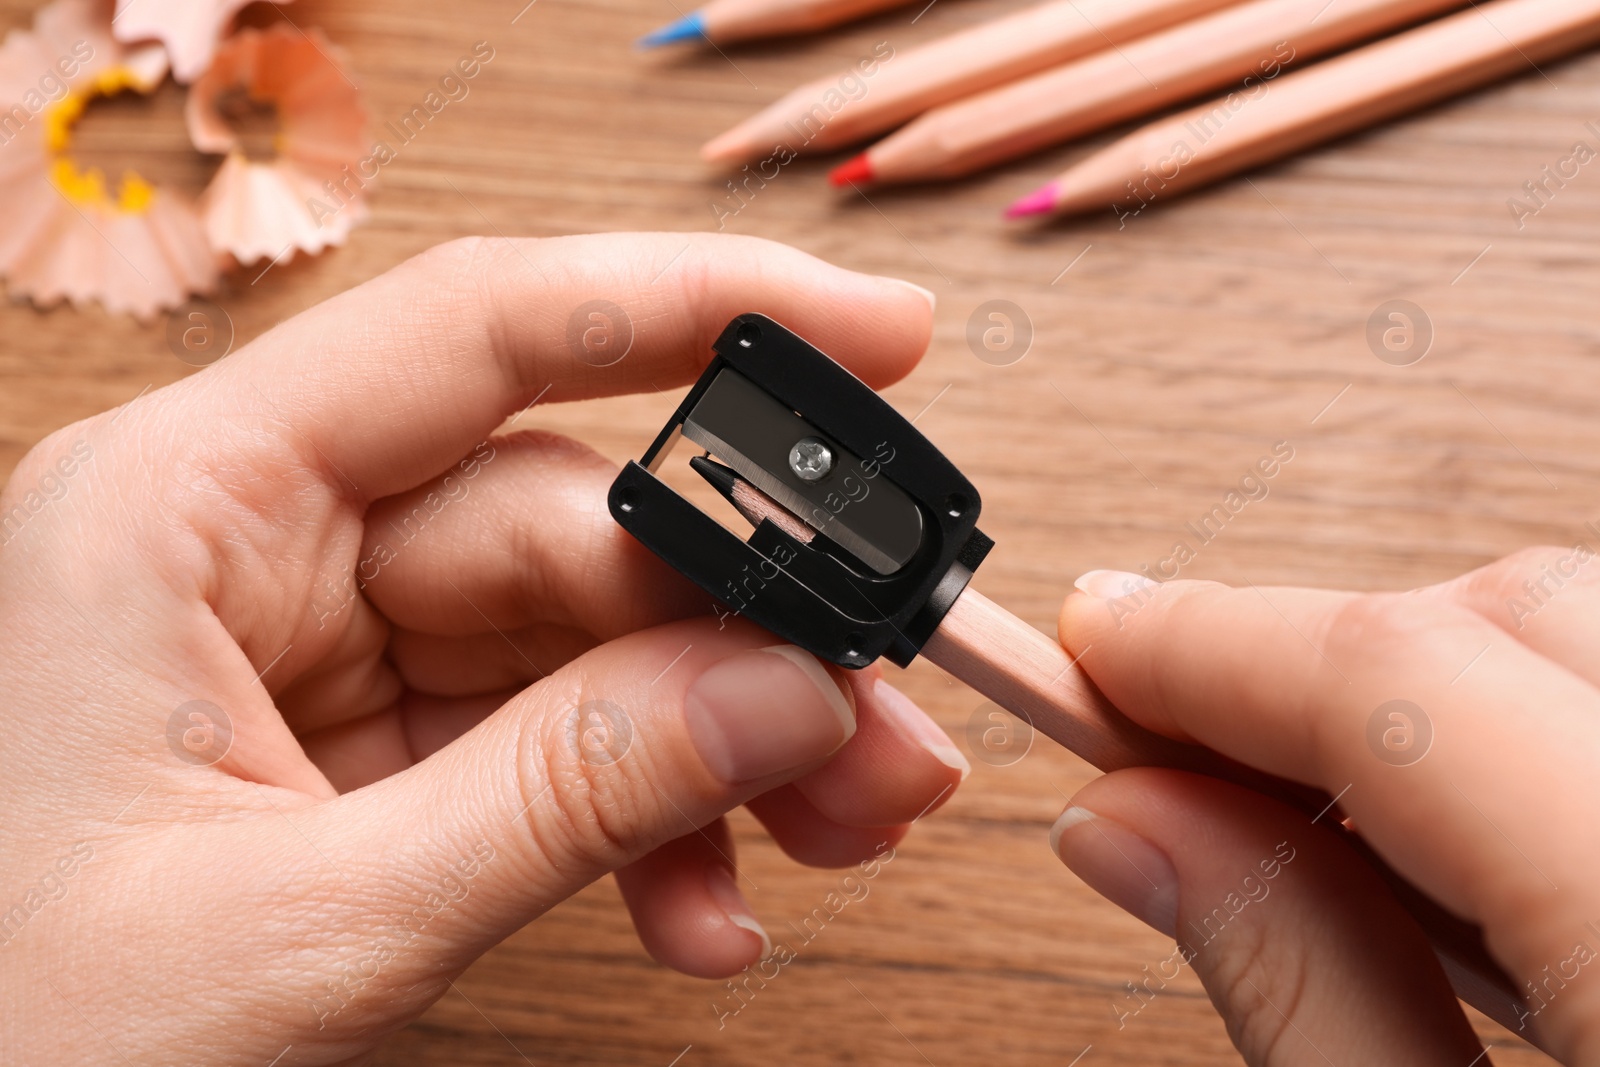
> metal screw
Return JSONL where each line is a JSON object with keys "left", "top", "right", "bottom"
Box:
{"left": 788, "top": 437, "right": 833, "bottom": 482}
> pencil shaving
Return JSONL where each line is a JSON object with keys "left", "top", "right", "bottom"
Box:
{"left": 112, "top": 0, "right": 276, "bottom": 83}
{"left": 188, "top": 24, "right": 369, "bottom": 266}
{"left": 0, "top": 0, "right": 217, "bottom": 320}
{"left": 730, "top": 477, "right": 817, "bottom": 544}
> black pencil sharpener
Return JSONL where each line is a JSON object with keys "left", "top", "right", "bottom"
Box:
{"left": 607, "top": 314, "right": 991, "bottom": 668}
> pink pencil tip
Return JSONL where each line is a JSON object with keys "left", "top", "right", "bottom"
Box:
{"left": 1004, "top": 183, "right": 1060, "bottom": 220}
{"left": 829, "top": 154, "right": 874, "bottom": 187}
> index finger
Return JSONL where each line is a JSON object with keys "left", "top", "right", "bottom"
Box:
{"left": 168, "top": 233, "right": 936, "bottom": 501}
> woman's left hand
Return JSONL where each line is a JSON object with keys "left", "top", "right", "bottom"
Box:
{"left": 0, "top": 233, "right": 967, "bottom": 1064}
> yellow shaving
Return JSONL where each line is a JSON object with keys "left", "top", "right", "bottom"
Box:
{"left": 42, "top": 66, "right": 158, "bottom": 215}
{"left": 116, "top": 171, "right": 154, "bottom": 212}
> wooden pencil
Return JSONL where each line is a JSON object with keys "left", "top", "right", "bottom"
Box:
{"left": 1007, "top": 0, "right": 1600, "bottom": 220}
{"left": 832, "top": 0, "right": 1469, "bottom": 186}
{"left": 640, "top": 0, "right": 917, "bottom": 47}
{"left": 924, "top": 589, "right": 1533, "bottom": 1045}
{"left": 722, "top": 472, "right": 1536, "bottom": 1045}
{"left": 701, "top": 0, "right": 1248, "bottom": 162}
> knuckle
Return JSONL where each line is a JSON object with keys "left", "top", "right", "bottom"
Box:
{"left": 1199, "top": 921, "right": 1312, "bottom": 1065}
{"left": 1321, "top": 586, "right": 1500, "bottom": 667}
{"left": 1484, "top": 543, "right": 1599, "bottom": 599}
{"left": 1312, "top": 594, "right": 1443, "bottom": 761}
{"left": 1503, "top": 543, "right": 1575, "bottom": 571}
{"left": 1155, "top": 577, "right": 1229, "bottom": 616}
{"left": 511, "top": 682, "right": 654, "bottom": 872}
{"left": 7, "top": 423, "right": 87, "bottom": 494}
{"left": 0, "top": 420, "right": 104, "bottom": 556}
{"left": 1319, "top": 591, "right": 1454, "bottom": 663}
{"left": 406, "top": 236, "right": 503, "bottom": 330}
{"left": 494, "top": 427, "right": 606, "bottom": 471}
{"left": 409, "top": 236, "right": 551, "bottom": 398}
{"left": 673, "top": 238, "right": 724, "bottom": 312}
{"left": 1311, "top": 592, "right": 1487, "bottom": 774}
{"left": 413, "top": 234, "right": 498, "bottom": 280}
{"left": 384, "top": 239, "right": 503, "bottom": 389}
{"left": 674, "top": 232, "right": 787, "bottom": 316}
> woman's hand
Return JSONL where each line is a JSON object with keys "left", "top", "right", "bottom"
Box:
{"left": 1052, "top": 556, "right": 1600, "bottom": 1065}
{"left": 0, "top": 233, "right": 968, "bottom": 1064}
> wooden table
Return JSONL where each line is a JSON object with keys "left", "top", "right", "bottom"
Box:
{"left": 3, "top": 0, "right": 1593, "bottom": 1061}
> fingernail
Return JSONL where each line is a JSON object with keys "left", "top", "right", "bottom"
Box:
{"left": 706, "top": 865, "right": 771, "bottom": 959}
{"left": 888, "top": 277, "right": 937, "bottom": 312}
{"left": 1074, "top": 569, "right": 1155, "bottom": 599}
{"left": 1050, "top": 806, "right": 1178, "bottom": 937}
{"left": 874, "top": 678, "right": 970, "bottom": 781}
{"left": 685, "top": 644, "right": 856, "bottom": 784}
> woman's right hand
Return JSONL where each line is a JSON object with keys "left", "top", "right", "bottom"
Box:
{"left": 1051, "top": 553, "right": 1600, "bottom": 1064}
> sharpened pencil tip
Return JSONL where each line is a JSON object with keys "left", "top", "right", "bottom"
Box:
{"left": 1004, "top": 182, "right": 1060, "bottom": 220}
{"left": 829, "top": 154, "right": 873, "bottom": 187}
{"left": 638, "top": 10, "right": 706, "bottom": 48}
{"left": 689, "top": 454, "right": 740, "bottom": 500}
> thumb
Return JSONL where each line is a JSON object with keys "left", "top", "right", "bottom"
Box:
{"left": 1051, "top": 769, "right": 1485, "bottom": 1065}
{"left": 310, "top": 618, "right": 855, "bottom": 955}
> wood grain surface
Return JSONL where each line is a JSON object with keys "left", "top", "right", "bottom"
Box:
{"left": 3, "top": 0, "right": 1595, "bottom": 1062}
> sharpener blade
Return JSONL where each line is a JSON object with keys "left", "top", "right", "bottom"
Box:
{"left": 680, "top": 368, "right": 923, "bottom": 574}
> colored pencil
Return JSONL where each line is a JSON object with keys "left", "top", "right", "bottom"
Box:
{"left": 924, "top": 587, "right": 1536, "bottom": 1045}
{"left": 641, "top": 0, "right": 917, "bottom": 47}
{"left": 724, "top": 459, "right": 1542, "bottom": 1049}
{"left": 1007, "top": 0, "right": 1600, "bottom": 220}
{"left": 831, "top": 0, "right": 1471, "bottom": 186}
{"left": 701, "top": 0, "right": 1247, "bottom": 162}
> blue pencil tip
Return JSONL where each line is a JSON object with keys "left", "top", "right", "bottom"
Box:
{"left": 638, "top": 10, "right": 707, "bottom": 47}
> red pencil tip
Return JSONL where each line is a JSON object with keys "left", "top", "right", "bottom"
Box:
{"left": 829, "top": 154, "right": 874, "bottom": 187}
{"left": 1004, "top": 182, "right": 1060, "bottom": 220}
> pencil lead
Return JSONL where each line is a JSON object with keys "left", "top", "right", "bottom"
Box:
{"left": 690, "top": 455, "right": 817, "bottom": 544}
{"left": 828, "top": 154, "right": 874, "bottom": 187}
{"left": 638, "top": 10, "right": 707, "bottom": 48}
{"left": 690, "top": 454, "right": 741, "bottom": 503}
{"left": 1003, "top": 182, "right": 1060, "bottom": 220}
